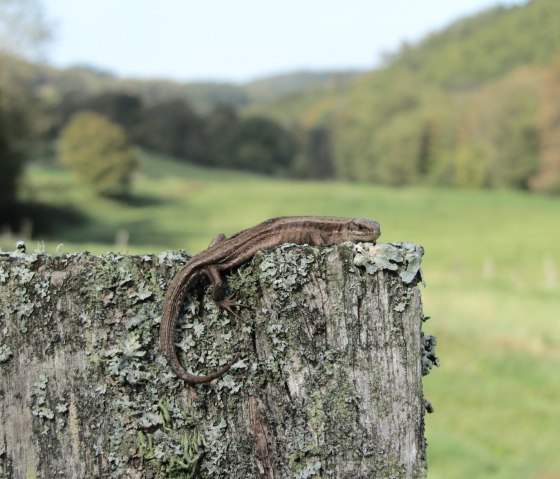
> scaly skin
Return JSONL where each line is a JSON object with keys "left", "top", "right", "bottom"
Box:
{"left": 160, "top": 216, "right": 381, "bottom": 384}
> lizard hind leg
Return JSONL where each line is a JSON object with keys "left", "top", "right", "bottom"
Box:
{"left": 204, "top": 265, "right": 247, "bottom": 319}
{"left": 208, "top": 232, "right": 227, "bottom": 248}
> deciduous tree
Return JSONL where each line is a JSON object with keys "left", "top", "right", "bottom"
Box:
{"left": 530, "top": 55, "right": 560, "bottom": 194}
{"left": 59, "top": 112, "right": 137, "bottom": 196}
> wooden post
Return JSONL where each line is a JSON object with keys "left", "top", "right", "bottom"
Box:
{"left": 0, "top": 242, "right": 436, "bottom": 478}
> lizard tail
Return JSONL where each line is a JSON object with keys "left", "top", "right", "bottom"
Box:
{"left": 160, "top": 267, "right": 237, "bottom": 384}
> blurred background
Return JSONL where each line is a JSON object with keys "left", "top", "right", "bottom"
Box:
{"left": 1, "top": 0, "right": 559, "bottom": 477}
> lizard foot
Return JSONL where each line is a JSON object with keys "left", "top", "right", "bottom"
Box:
{"left": 217, "top": 296, "right": 247, "bottom": 319}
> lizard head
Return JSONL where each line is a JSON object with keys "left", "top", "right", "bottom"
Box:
{"left": 344, "top": 218, "right": 381, "bottom": 243}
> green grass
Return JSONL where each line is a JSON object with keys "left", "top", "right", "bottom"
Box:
{"left": 5, "top": 151, "right": 560, "bottom": 478}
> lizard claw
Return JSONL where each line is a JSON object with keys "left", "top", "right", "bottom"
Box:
{"left": 217, "top": 295, "right": 247, "bottom": 319}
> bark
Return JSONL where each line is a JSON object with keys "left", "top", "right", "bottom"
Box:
{"left": 0, "top": 242, "right": 435, "bottom": 479}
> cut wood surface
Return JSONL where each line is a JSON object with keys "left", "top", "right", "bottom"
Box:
{"left": 0, "top": 242, "right": 436, "bottom": 479}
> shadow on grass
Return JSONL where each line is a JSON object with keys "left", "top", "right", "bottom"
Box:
{"left": 5, "top": 197, "right": 174, "bottom": 250}
{"left": 9, "top": 201, "right": 89, "bottom": 236}
{"left": 102, "top": 192, "right": 167, "bottom": 208}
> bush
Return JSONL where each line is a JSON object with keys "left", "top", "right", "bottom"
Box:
{"left": 59, "top": 112, "right": 137, "bottom": 196}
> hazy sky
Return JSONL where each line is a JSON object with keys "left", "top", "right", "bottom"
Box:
{"left": 45, "top": 0, "right": 525, "bottom": 83}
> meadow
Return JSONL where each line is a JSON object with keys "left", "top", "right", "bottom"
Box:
{"left": 4, "top": 151, "right": 560, "bottom": 478}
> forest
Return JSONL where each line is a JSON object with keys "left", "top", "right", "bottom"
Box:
{"left": 2, "top": 0, "right": 560, "bottom": 224}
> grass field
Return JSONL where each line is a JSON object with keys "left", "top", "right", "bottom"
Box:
{"left": 4, "top": 151, "right": 560, "bottom": 478}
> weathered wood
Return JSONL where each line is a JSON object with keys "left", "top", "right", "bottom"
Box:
{"left": 0, "top": 242, "right": 434, "bottom": 479}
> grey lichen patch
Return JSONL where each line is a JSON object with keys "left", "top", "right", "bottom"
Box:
{"left": 258, "top": 243, "right": 317, "bottom": 294}
{"left": 353, "top": 242, "right": 424, "bottom": 285}
{"left": 0, "top": 345, "right": 13, "bottom": 364}
{"left": 29, "top": 374, "right": 69, "bottom": 434}
{"left": 30, "top": 374, "right": 53, "bottom": 420}
{"left": 0, "top": 265, "right": 9, "bottom": 283}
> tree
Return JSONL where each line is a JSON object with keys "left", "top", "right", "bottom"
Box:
{"left": 291, "top": 126, "right": 335, "bottom": 179}
{"left": 0, "top": 0, "right": 52, "bottom": 59}
{"left": 202, "top": 105, "right": 239, "bottom": 167}
{"left": 0, "top": 0, "right": 52, "bottom": 221}
{"left": 59, "top": 112, "right": 137, "bottom": 196}
{"left": 222, "top": 116, "right": 296, "bottom": 174}
{"left": 54, "top": 92, "right": 144, "bottom": 141}
{"left": 136, "top": 99, "right": 206, "bottom": 162}
{"left": 0, "top": 84, "right": 27, "bottom": 220}
{"left": 530, "top": 55, "right": 560, "bottom": 194}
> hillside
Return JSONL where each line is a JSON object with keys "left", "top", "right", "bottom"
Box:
{"left": 4, "top": 0, "right": 560, "bottom": 195}
{"left": 244, "top": 69, "right": 359, "bottom": 100}
{"left": 24, "top": 62, "right": 361, "bottom": 113}
{"left": 391, "top": 0, "right": 560, "bottom": 87}
{"left": 254, "top": 0, "right": 559, "bottom": 120}
{"left": 314, "top": 0, "right": 560, "bottom": 191}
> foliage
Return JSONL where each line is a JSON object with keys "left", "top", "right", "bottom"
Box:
{"left": 0, "top": 0, "right": 52, "bottom": 222}
{"left": 135, "top": 99, "right": 206, "bottom": 163}
{"left": 291, "top": 127, "right": 335, "bottom": 179}
{"left": 0, "top": 53, "right": 42, "bottom": 221}
{"left": 530, "top": 54, "right": 560, "bottom": 193}
{"left": 0, "top": 87, "right": 26, "bottom": 219}
{"left": 219, "top": 116, "right": 296, "bottom": 174}
{"left": 5, "top": 0, "right": 560, "bottom": 194}
{"left": 390, "top": 0, "right": 560, "bottom": 87}
{"left": 200, "top": 105, "right": 239, "bottom": 167}
{"left": 54, "top": 91, "right": 144, "bottom": 140}
{"left": 58, "top": 112, "right": 137, "bottom": 196}
{"left": 240, "top": 0, "right": 560, "bottom": 193}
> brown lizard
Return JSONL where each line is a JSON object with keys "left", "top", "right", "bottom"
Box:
{"left": 160, "top": 216, "right": 381, "bottom": 384}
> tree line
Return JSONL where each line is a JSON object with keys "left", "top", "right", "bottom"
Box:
{"left": 3, "top": 0, "right": 560, "bottom": 225}
{"left": 311, "top": 0, "right": 560, "bottom": 194}
{"left": 54, "top": 90, "right": 334, "bottom": 180}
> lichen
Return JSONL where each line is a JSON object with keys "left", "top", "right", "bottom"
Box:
{"left": 421, "top": 332, "right": 439, "bottom": 377}
{"left": 353, "top": 242, "right": 424, "bottom": 285}
{"left": 1, "top": 243, "right": 432, "bottom": 478}
{"left": 0, "top": 345, "right": 13, "bottom": 364}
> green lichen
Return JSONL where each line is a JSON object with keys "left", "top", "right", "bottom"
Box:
{"left": 137, "top": 401, "right": 205, "bottom": 478}
{"left": 30, "top": 375, "right": 54, "bottom": 420}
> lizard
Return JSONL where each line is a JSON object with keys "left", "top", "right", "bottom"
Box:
{"left": 160, "top": 216, "right": 381, "bottom": 384}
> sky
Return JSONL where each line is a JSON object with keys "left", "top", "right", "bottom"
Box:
{"left": 45, "top": 0, "right": 526, "bottom": 84}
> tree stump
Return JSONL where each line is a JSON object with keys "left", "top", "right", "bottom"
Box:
{"left": 0, "top": 241, "right": 436, "bottom": 478}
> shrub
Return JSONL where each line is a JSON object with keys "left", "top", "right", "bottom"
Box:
{"left": 59, "top": 112, "right": 137, "bottom": 196}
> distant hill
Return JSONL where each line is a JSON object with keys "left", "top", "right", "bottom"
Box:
{"left": 25, "top": 62, "right": 362, "bottom": 113}
{"left": 266, "top": 0, "right": 560, "bottom": 191}
{"left": 251, "top": 0, "right": 560, "bottom": 124}
{"left": 244, "top": 70, "right": 360, "bottom": 101}
{"left": 389, "top": 0, "right": 560, "bottom": 87}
